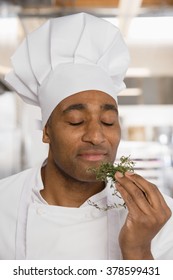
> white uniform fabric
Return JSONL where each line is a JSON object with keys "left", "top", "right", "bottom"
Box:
{"left": 0, "top": 161, "right": 173, "bottom": 260}
{"left": 4, "top": 13, "right": 130, "bottom": 128}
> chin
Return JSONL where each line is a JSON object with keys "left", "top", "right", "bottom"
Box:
{"left": 70, "top": 169, "right": 99, "bottom": 184}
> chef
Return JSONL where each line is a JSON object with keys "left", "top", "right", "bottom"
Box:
{"left": 0, "top": 13, "right": 173, "bottom": 260}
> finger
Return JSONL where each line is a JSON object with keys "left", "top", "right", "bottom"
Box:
{"left": 115, "top": 172, "right": 157, "bottom": 214}
{"left": 124, "top": 172, "right": 172, "bottom": 224}
{"left": 124, "top": 172, "right": 168, "bottom": 210}
{"left": 115, "top": 172, "right": 172, "bottom": 230}
{"left": 116, "top": 182, "right": 143, "bottom": 216}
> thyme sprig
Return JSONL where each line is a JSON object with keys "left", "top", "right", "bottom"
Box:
{"left": 87, "top": 156, "right": 135, "bottom": 211}
{"left": 87, "top": 199, "right": 126, "bottom": 211}
{"left": 89, "top": 155, "right": 135, "bottom": 182}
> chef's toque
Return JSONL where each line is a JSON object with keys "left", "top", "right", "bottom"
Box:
{"left": 5, "top": 13, "right": 130, "bottom": 128}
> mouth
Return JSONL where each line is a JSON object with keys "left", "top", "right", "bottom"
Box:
{"left": 78, "top": 151, "right": 108, "bottom": 162}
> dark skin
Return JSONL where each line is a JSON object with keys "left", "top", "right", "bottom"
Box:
{"left": 41, "top": 90, "right": 172, "bottom": 260}
{"left": 41, "top": 90, "right": 121, "bottom": 207}
{"left": 115, "top": 171, "right": 171, "bottom": 259}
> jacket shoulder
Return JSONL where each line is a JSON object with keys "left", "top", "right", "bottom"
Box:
{"left": 0, "top": 166, "right": 39, "bottom": 259}
{"left": 152, "top": 193, "right": 173, "bottom": 259}
{"left": 0, "top": 168, "right": 33, "bottom": 188}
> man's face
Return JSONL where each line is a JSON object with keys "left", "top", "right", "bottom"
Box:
{"left": 43, "top": 90, "right": 121, "bottom": 182}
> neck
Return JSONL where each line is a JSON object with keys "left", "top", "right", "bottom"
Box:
{"left": 40, "top": 161, "right": 105, "bottom": 208}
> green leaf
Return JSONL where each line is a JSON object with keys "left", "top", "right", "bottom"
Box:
{"left": 88, "top": 155, "right": 135, "bottom": 182}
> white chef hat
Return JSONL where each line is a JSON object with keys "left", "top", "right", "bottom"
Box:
{"left": 5, "top": 13, "right": 130, "bottom": 128}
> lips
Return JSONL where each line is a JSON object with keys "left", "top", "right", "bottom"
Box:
{"left": 78, "top": 150, "right": 108, "bottom": 162}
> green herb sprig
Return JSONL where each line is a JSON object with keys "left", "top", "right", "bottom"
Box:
{"left": 87, "top": 156, "right": 135, "bottom": 211}
{"left": 89, "top": 155, "right": 135, "bottom": 182}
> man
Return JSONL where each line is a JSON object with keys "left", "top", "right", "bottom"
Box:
{"left": 0, "top": 13, "right": 173, "bottom": 260}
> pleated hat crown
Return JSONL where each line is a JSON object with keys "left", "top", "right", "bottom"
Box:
{"left": 5, "top": 13, "right": 130, "bottom": 128}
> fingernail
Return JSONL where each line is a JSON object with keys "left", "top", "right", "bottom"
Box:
{"left": 115, "top": 171, "right": 124, "bottom": 178}
{"left": 125, "top": 171, "right": 134, "bottom": 176}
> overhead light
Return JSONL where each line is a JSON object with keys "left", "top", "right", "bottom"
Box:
{"left": 126, "top": 67, "right": 151, "bottom": 77}
{"left": 119, "top": 88, "right": 142, "bottom": 96}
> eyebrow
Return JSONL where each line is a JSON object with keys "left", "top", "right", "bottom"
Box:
{"left": 62, "top": 103, "right": 118, "bottom": 114}
{"left": 101, "top": 104, "right": 118, "bottom": 114}
{"left": 62, "top": 104, "right": 86, "bottom": 114}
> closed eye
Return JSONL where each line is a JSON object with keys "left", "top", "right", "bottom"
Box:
{"left": 101, "top": 121, "right": 114, "bottom": 126}
{"left": 69, "top": 121, "right": 84, "bottom": 126}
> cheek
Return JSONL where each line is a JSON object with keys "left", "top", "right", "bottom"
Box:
{"left": 109, "top": 123, "right": 121, "bottom": 142}
{"left": 117, "top": 125, "right": 121, "bottom": 141}
{"left": 49, "top": 127, "right": 80, "bottom": 159}
{"left": 108, "top": 126, "right": 121, "bottom": 154}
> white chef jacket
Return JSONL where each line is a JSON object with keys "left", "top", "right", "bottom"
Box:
{"left": 0, "top": 161, "right": 173, "bottom": 260}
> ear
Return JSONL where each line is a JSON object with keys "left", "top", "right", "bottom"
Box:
{"left": 42, "top": 125, "right": 50, "bottom": 144}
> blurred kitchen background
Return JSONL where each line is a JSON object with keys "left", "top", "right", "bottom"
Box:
{"left": 0, "top": 0, "right": 173, "bottom": 196}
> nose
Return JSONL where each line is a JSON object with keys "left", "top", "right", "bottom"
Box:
{"left": 82, "top": 121, "right": 105, "bottom": 145}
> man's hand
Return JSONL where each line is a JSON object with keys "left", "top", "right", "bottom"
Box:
{"left": 115, "top": 171, "right": 172, "bottom": 260}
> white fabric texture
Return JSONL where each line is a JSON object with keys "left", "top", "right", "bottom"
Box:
{"left": 5, "top": 13, "right": 130, "bottom": 128}
{"left": 0, "top": 162, "right": 173, "bottom": 260}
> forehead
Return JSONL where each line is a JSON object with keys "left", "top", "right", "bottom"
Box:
{"left": 57, "top": 90, "right": 117, "bottom": 112}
